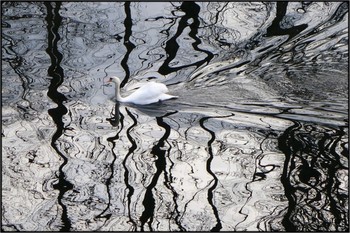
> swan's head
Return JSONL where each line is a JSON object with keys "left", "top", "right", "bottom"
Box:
{"left": 107, "top": 76, "right": 121, "bottom": 84}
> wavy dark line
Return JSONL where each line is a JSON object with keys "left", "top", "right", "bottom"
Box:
{"left": 162, "top": 150, "right": 186, "bottom": 231}
{"left": 235, "top": 130, "right": 279, "bottom": 230}
{"left": 1, "top": 35, "right": 28, "bottom": 100}
{"left": 199, "top": 114, "right": 234, "bottom": 231}
{"left": 265, "top": 2, "right": 308, "bottom": 39}
{"left": 277, "top": 121, "right": 301, "bottom": 232}
{"left": 95, "top": 103, "right": 123, "bottom": 223}
{"left": 44, "top": 2, "right": 72, "bottom": 231}
{"left": 158, "top": 2, "right": 214, "bottom": 75}
{"left": 120, "top": 2, "right": 136, "bottom": 88}
{"left": 253, "top": 131, "right": 279, "bottom": 182}
{"left": 123, "top": 108, "right": 138, "bottom": 230}
{"left": 155, "top": 111, "right": 185, "bottom": 231}
{"left": 199, "top": 116, "right": 222, "bottom": 231}
{"left": 139, "top": 111, "right": 176, "bottom": 231}
{"left": 202, "top": 2, "right": 229, "bottom": 29}
{"left": 319, "top": 127, "right": 348, "bottom": 231}
{"left": 278, "top": 122, "right": 348, "bottom": 231}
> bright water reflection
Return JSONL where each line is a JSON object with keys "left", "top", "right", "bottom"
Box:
{"left": 2, "top": 2, "right": 348, "bottom": 231}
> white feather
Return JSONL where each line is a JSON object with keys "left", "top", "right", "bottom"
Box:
{"left": 108, "top": 76, "right": 178, "bottom": 105}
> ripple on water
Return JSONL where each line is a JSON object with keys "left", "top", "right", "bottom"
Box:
{"left": 1, "top": 1, "right": 348, "bottom": 231}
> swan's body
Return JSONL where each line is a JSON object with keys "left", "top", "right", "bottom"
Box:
{"left": 108, "top": 76, "right": 178, "bottom": 105}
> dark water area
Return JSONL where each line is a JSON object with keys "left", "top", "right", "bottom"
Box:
{"left": 1, "top": 2, "right": 348, "bottom": 231}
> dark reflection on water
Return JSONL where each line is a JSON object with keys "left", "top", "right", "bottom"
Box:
{"left": 2, "top": 1, "right": 348, "bottom": 231}
{"left": 158, "top": 2, "right": 214, "bottom": 75}
{"left": 265, "top": 1, "right": 308, "bottom": 39}
{"left": 44, "top": 2, "right": 73, "bottom": 231}
{"left": 139, "top": 111, "right": 176, "bottom": 231}
{"left": 199, "top": 114, "right": 235, "bottom": 232}
{"left": 279, "top": 122, "right": 348, "bottom": 231}
{"left": 120, "top": 2, "right": 135, "bottom": 88}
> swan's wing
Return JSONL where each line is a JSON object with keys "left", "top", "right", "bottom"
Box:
{"left": 128, "top": 82, "right": 168, "bottom": 97}
{"left": 122, "top": 82, "right": 170, "bottom": 104}
{"left": 128, "top": 93, "right": 177, "bottom": 105}
{"left": 125, "top": 81, "right": 151, "bottom": 92}
{"left": 139, "top": 82, "right": 169, "bottom": 93}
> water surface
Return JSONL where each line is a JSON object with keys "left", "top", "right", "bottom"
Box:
{"left": 2, "top": 2, "right": 348, "bottom": 231}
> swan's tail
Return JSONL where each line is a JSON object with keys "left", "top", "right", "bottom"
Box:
{"left": 160, "top": 94, "right": 178, "bottom": 101}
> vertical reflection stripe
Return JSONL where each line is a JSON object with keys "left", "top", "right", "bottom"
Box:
{"left": 44, "top": 2, "right": 72, "bottom": 231}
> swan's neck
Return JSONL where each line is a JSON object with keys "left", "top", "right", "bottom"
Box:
{"left": 114, "top": 80, "right": 125, "bottom": 102}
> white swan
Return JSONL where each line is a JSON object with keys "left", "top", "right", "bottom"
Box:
{"left": 107, "top": 76, "right": 178, "bottom": 105}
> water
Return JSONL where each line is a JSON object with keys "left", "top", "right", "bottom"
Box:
{"left": 1, "top": 2, "right": 348, "bottom": 231}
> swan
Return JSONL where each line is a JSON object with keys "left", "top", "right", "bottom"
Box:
{"left": 107, "top": 76, "right": 178, "bottom": 105}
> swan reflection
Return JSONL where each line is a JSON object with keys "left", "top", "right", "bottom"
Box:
{"left": 107, "top": 100, "right": 178, "bottom": 127}
{"left": 106, "top": 101, "right": 120, "bottom": 127}
{"left": 129, "top": 102, "right": 178, "bottom": 118}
